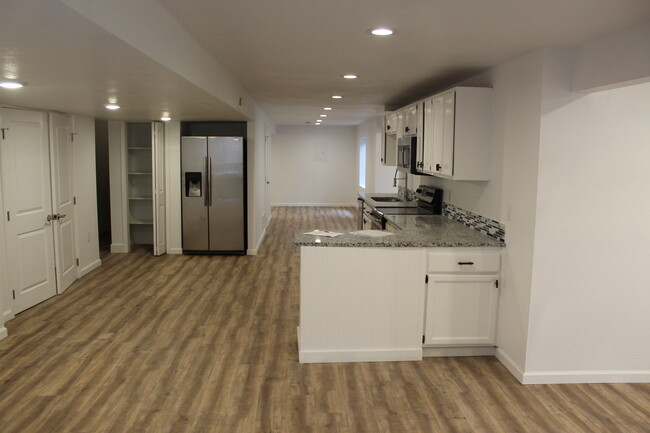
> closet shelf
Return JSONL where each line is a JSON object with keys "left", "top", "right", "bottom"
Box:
{"left": 129, "top": 218, "right": 153, "bottom": 225}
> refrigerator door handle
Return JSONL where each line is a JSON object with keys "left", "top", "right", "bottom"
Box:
{"left": 205, "top": 157, "right": 210, "bottom": 207}
{"left": 207, "top": 156, "right": 213, "bottom": 206}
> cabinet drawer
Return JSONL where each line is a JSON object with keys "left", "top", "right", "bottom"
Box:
{"left": 427, "top": 251, "right": 500, "bottom": 273}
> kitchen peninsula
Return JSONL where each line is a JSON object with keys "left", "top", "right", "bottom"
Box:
{"left": 295, "top": 211, "right": 505, "bottom": 364}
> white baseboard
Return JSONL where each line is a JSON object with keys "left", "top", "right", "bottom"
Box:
{"left": 424, "top": 346, "right": 496, "bottom": 357}
{"left": 168, "top": 247, "right": 183, "bottom": 255}
{"left": 3, "top": 309, "right": 14, "bottom": 323}
{"left": 247, "top": 216, "right": 270, "bottom": 256}
{"left": 79, "top": 259, "right": 101, "bottom": 277}
{"left": 522, "top": 369, "right": 650, "bottom": 385}
{"left": 272, "top": 203, "right": 356, "bottom": 207}
{"left": 496, "top": 347, "right": 525, "bottom": 383}
{"left": 299, "top": 348, "right": 423, "bottom": 364}
{"left": 0, "top": 326, "right": 7, "bottom": 341}
{"left": 110, "top": 243, "right": 128, "bottom": 253}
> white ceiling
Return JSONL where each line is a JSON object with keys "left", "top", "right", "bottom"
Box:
{"left": 2, "top": 0, "right": 650, "bottom": 126}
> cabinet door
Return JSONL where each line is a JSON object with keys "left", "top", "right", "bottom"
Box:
{"left": 404, "top": 104, "right": 418, "bottom": 135}
{"left": 424, "top": 274, "right": 499, "bottom": 346}
{"left": 431, "top": 95, "right": 445, "bottom": 173}
{"left": 152, "top": 122, "right": 166, "bottom": 256}
{"left": 385, "top": 112, "right": 397, "bottom": 134}
{"left": 396, "top": 108, "right": 405, "bottom": 139}
{"left": 440, "top": 92, "right": 456, "bottom": 176}
{"left": 422, "top": 98, "right": 434, "bottom": 173}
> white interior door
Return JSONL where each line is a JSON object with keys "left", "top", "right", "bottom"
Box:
{"left": 0, "top": 108, "right": 57, "bottom": 313}
{"left": 49, "top": 113, "right": 77, "bottom": 293}
{"left": 152, "top": 122, "right": 166, "bottom": 256}
{"left": 264, "top": 131, "right": 271, "bottom": 222}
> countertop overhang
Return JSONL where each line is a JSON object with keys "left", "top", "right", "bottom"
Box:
{"left": 295, "top": 215, "right": 505, "bottom": 248}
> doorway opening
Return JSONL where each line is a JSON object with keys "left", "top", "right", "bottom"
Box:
{"left": 95, "top": 120, "right": 111, "bottom": 255}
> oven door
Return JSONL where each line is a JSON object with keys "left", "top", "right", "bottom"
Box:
{"left": 363, "top": 208, "right": 385, "bottom": 230}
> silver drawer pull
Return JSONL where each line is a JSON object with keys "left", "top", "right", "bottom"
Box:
{"left": 458, "top": 261, "right": 475, "bottom": 266}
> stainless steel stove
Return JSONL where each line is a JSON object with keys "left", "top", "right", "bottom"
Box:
{"left": 369, "top": 185, "right": 443, "bottom": 229}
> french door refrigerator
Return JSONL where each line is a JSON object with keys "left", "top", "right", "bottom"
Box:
{"left": 181, "top": 136, "right": 246, "bottom": 254}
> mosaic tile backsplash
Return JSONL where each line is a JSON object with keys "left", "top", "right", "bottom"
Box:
{"left": 443, "top": 202, "right": 506, "bottom": 242}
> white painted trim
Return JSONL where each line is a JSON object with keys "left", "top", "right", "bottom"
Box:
{"left": 423, "top": 346, "right": 496, "bottom": 357}
{"left": 3, "top": 310, "right": 14, "bottom": 323}
{"left": 496, "top": 347, "right": 525, "bottom": 383}
{"left": 272, "top": 203, "right": 356, "bottom": 207}
{"left": 110, "top": 243, "right": 128, "bottom": 253}
{"left": 168, "top": 247, "right": 183, "bottom": 255}
{"left": 299, "top": 348, "right": 423, "bottom": 364}
{"left": 522, "top": 370, "right": 650, "bottom": 385}
{"left": 0, "top": 326, "right": 7, "bottom": 341}
{"left": 78, "top": 259, "right": 101, "bottom": 278}
{"left": 247, "top": 219, "right": 269, "bottom": 256}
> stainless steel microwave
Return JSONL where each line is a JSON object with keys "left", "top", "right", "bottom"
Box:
{"left": 397, "top": 136, "right": 416, "bottom": 173}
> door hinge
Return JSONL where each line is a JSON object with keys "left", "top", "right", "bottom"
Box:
{"left": 12, "top": 290, "right": 15, "bottom": 300}
{"left": 70, "top": 132, "right": 78, "bottom": 142}
{"left": 76, "top": 258, "right": 79, "bottom": 267}
{"left": 73, "top": 196, "right": 77, "bottom": 205}
{"left": 6, "top": 211, "right": 9, "bottom": 221}
{"left": 1, "top": 128, "right": 8, "bottom": 140}
{"left": 422, "top": 335, "right": 425, "bottom": 344}
{"left": 425, "top": 275, "right": 429, "bottom": 284}
{"left": 495, "top": 279, "right": 499, "bottom": 288}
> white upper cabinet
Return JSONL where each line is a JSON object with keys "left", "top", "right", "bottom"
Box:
{"left": 402, "top": 102, "right": 420, "bottom": 136}
{"left": 385, "top": 112, "right": 398, "bottom": 135}
{"left": 421, "top": 87, "right": 492, "bottom": 180}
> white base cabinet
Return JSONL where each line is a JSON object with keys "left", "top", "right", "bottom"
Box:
{"left": 424, "top": 274, "right": 499, "bottom": 346}
{"left": 423, "top": 248, "right": 501, "bottom": 347}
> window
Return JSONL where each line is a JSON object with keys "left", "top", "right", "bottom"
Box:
{"left": 359, "top": 137, "right": 366, "bottom": 188}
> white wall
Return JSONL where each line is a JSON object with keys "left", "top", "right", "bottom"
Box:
{"left": 574, "top": 22, "right": 650, "bottom": 92}
{"left": 523, "top": 55, "right": 650, "bottom": 383}
{"left": 247, "top": 104, "right": 276, "bottom": 254}
{"left": 0, "top": 134, "right": 9, "bottom": 337}
{"left": 356, "top": 117, "right": 397, "bottom": 195}
{"left": 271, "top": 126, "right": 357, "bottom": 206}
{"left": 72, "top": 115, "right": 101, "bottom": 276}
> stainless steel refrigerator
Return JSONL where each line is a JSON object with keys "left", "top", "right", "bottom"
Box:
{"left": 181, "top": 136, "right": 245, "bottom": 254}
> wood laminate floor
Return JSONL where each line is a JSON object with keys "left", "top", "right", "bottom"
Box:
{"left": 0, "top": 207, "right": 648, "bottom": 433}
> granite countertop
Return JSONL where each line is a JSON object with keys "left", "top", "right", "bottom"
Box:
{"left": 294, "top": 215, "right": 505, "bottom": 248}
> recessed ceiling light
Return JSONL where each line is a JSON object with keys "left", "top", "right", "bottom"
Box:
{"left": 315, "top": 123, "right": 321, "bottom": 126}
{"left": 371, "top": 28, "right": 394, "bottom": 36}
{"left": 0, "top": 81, "right": 24, "bottom": 89}
{"left": 105, "top": 104, "right": 120, "bottom": 110}
{"left": 324, "top": 107, "right": 332, "bottom": 110}
{"left": 161, "top": 116, "right": 171, "bottom": 121}
{"left": 331, "top": 95, "right": 342, "bottom": 99}
{"left": 320, "top": 114, "right": 327, "bottom": 117}
{"left": 343, "top": 74, "right": 358, "bottom": 79}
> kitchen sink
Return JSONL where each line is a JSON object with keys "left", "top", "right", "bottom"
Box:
{"left": 370, "top": 196, "right": 404, "bottom": 202}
